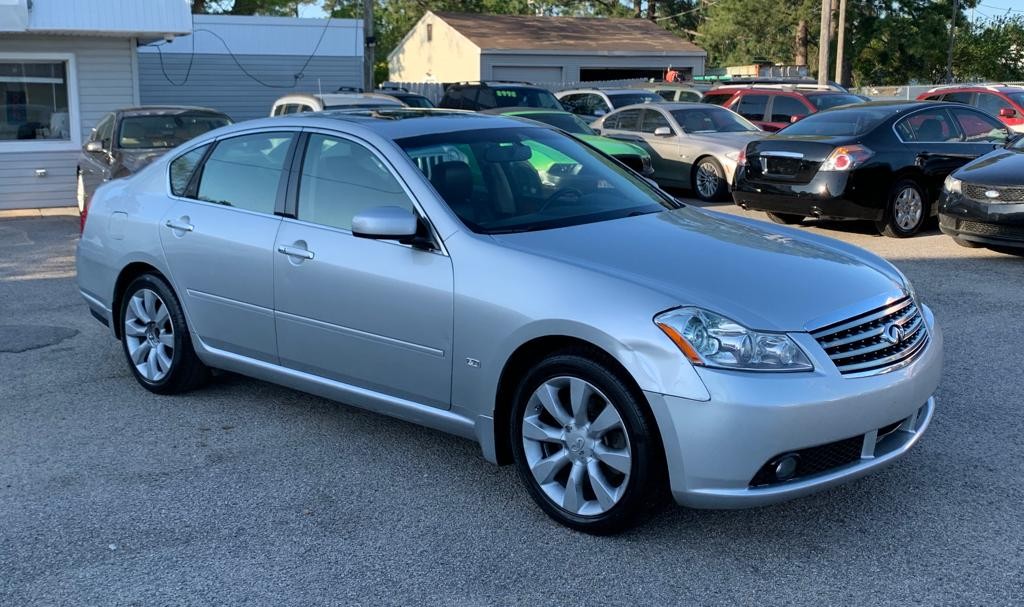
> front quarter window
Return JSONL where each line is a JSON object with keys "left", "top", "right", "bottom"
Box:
{"left": 169, "top": 144, "right": 210, "bottom": 197}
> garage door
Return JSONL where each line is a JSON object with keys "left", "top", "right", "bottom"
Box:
{"left": 491, "top": 66, "right": 563, "bottom": 84}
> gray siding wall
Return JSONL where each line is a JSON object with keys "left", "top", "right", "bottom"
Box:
{"left": 0, "top": 35, "right": 137, "bottom": 210}
{"left": 480, "top": 53, "right": 705, "bottom": 82}
{"left": 139, "top": 54, "right": 362, "bottom": 122}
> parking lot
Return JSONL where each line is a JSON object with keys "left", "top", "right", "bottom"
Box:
{"left": 2, "top": 203, "right": 1022, "bottom": 605}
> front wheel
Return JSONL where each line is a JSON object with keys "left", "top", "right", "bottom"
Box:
{"left": 510, "top": 350, "right": 664, "bottom": 534}
{"left": 120, "top": 274, "right": 208, "bottom": 394}
{"left": 693, "top": 157, "right": 729, "bottom": 202}
{"left": 877, "top": 179, "right": 928, "bottom": 237}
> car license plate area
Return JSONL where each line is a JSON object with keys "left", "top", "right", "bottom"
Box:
{"left": 761, "top": 156, "right": 802, "bottom": 176}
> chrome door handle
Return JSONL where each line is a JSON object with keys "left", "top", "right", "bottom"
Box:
{"left": 164, "top": 219, "right": 194, "bottom": 232}
{"left": 277, "top": 245, "right": 314, "bottom": 260}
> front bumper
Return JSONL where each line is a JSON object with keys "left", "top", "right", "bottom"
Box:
{"left": 939, "top": 192, "right": 1024, "bottom": 249}
{"left": 731, "top": 168, "right": 885, "bottom": 221}
{"left": 646, "top": 304, "right": 943, "bottom": 508}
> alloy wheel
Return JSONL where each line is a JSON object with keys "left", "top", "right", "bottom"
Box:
{"left": 696, "top": 161, "right": 721, "bottom": 199}
{"left": 123, "top": 288, "right": 175, "bottom": 382}
{"left": 894, "top": 187, "right": 923, "bottom": 231}
{"left": 521, "top": 376, "right": 632, "bottom": 516}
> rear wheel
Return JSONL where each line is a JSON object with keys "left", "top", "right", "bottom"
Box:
{"left": 693, "top": 157, "right": 729, "bottom": 202}
{"left": 120, "top": 274, "right": 208, "bottom": 394}
{"left": 766, "top": 212, "right": 805, "bottom": 225}
{"left": 510, "top": 350, "right": 664, "bottom": 534}
{"left": 877, "top": 179, "right": 927, "bottom": 237}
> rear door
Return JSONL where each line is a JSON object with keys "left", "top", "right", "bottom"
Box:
{"left": 273, "top": 132, "right": 454, "bottom": 408}
{"left": 768, "top": 95, "right": 812, "bottom": 128}
{"left": 159, "top": 130, "right": 296, "bottom": 363}
{"left": 734, "top": 93, "right": 773, "bottom": 130}
{"left": 893, "top": 107, "right": 986, "bottom": 196}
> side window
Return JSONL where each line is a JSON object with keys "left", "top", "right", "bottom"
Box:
{"left": 169, "top": 145, "right": 210, "bottom": 197}
{"left": 895, "top": 109, "right": 958, "bottom": 142}
{"left": 701, "top": 93, "right": 733, "bottom": 106}
{"left": 976, "top": 93, "right": 1007, "bottom": 117}
{"left": 298, "top": 104, "right": 314, "bottom": 113}
{"left": 560, "top": 94, "right": 585, "bottom": 114}
{"left": 736, "top": 94, "right": 769, "bottom": 121}
{"left": 943, "top": 92, "right": 973, "bottom": 104}
{"left": 196, "top": 131, "right": 294, "bottom": 213}
{"left": 475, "top": 88, "right": 495, "bottom": 110}
{"left": 951, "top": 108, "right": 1008, "bottom": 143}
{"left": 612, "top": 109, "right": 642, "bottom": 131}
{"left": 640, "top": 109, "right": 671, "bottom": 134}
{"left": 656, "top": 90, "right": 674, "bottom": 101}
{"left": 587, "top": 94, "right": 611, "bottom": 115}
{"left": 603, "top": 113, "right": 620, "bottom": 129}
{"left": 771, "top": 96, "right": 809, "bottom": 123}
{"left": 297, "top": 134, "right": 415, "bottom": 231}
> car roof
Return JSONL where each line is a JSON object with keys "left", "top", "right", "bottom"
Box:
{"left": 273, "top": 92, "right": 403, "bottom": 106}
{"left": 118, "top": 105, "right": 226, "bottom": 117}
{"left": 559, "top": 88, "right": 658, "bottom": 96}
{"left": 817, "top": 100, "right": 941, "bottom": 115}
{"left": 924, "top": 84, "right": 1024, "bottom": 94}
{"left": 259, "top": 108, "right": 545, "bottom": 140}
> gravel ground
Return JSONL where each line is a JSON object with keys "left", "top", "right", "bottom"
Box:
{"left": 1, "top": 207, "right": 1022, "bottom": 606}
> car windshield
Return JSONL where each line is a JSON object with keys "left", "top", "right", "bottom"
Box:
{"left": 516, "top": 112, "right": 594, "bottom": 135}
{"left": 807, "top": 93, "right": 868, "bottom": 110}
{"left": 778, "top": 107, "right": 892, "bottom": 136}
{"left": 671, "top": 107, "right": 759, "bottom": 133}
{"left": 607, "top": 92, "right": 663, "bottom": 108}
{"left": 118, "top": 113, "right": 230, "bottom": 149}
{"left": 491, "top": 88, "right": 563, "bottom": 109}
{"left": 399, "top": 96, "right": 434, "bottom": 108}
{"left": 397, "top": 126, "right": 679, "bottom": 234}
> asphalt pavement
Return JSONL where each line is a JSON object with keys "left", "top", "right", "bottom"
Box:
{"left": 2, "top": 206, "right": 1022, "bottom": 606}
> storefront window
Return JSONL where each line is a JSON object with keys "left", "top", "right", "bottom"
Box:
{"left": 0, "top": 61, "right": 71, "bottom": 141}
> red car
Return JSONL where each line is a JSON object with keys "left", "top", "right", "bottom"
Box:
{"left": 700, "top": 85, "right": 866, "bottom": 131}
{"left": 916, "top": 85, "right": 1024, "bottom": 133}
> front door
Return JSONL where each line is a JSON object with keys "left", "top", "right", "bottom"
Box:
{"left": 80, "top": 113, "right": 115, "bottom": 200}
{"left": 636, "top": 108, "right": 685, "bottom": 184}
{"left": 159, "top": 130, "right": 297, "bottom": 363}
{"left": 273, "top": 132, "right": 454, "bottom": 408}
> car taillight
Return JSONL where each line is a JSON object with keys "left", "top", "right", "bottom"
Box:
{"left": 79, "top": 204, "right": 88, "bottom": 234}
{"left": 821, "top": 145, "right": 873, "bottom": 171}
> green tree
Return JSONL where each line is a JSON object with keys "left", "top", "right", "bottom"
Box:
{"left": 954, "top": 14, "right": 1024, "bottom": 82}
{"left": 698, "top": 0, "right": 818, "bottom": 67}
{"left": 192, "top": 0, "right": 317, "bottom": 16}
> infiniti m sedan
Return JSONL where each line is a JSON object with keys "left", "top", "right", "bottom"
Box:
{"left": 77, "top": 109, "right": 942, "bottom": 533}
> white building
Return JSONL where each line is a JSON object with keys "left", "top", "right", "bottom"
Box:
{"left": 0, "top": 0, "right": 192, "bottom": 210}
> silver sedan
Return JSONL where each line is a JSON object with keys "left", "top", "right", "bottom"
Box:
{"left": 77, "top": 109, "right": 942, "bottom": 533}
{"left": 593, "top": 102, "right": 766, "bottom": 202}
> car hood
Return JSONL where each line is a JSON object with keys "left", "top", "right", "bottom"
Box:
{"left": 954, "top": 148, "right": 1024, "bottom": 186}
{"left": 493, "top": 207, "right": 904, "bottom": 332}
{"left": 578, "top": 134, "right": 647, "bottom": 157}
{"left": 119, "top": 149, "right": 171, "bottom": 173}
{"left": 684, "top": 130, "right": 764, "bottom": 149}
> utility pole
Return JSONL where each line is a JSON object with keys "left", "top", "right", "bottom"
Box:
{"left": 363, "top": 0, "right": 375, "bottom": 90}
{"left": 816, "top": 0, "right": 832, "bottom": 86}
{"left": 945, "top": 0, "right": 958, "bottom": 83}
{"left": 834, "top": 0, "right": 847, "bottom": 85}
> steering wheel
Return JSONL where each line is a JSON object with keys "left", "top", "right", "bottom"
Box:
{"left": 536, "top": 187, "right": 584, "bottom": 213}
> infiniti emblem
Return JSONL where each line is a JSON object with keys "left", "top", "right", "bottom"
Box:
{"left": 984, "top": 189, "right": 1000, "bottom": 199}
{"left": 570, "top": 437, "right": 585, "bottom": 452}
{"left": 882, "top": 323, "right": 905, "bottom": 345}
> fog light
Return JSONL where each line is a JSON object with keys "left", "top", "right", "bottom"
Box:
{"left": 773, "top": 454, "right": 800, "bottom": 481}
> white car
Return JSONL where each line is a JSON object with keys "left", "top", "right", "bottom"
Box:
{"left": 593, "top": 102, "right": 766, "bottom": 201}
{"left": 270, "top": 92, "right": 404, "bottom": 116}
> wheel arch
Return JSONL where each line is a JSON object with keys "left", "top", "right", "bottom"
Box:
{"left": 491, "top": 335, "right": 666, "bottom": 467}
{"left": 111, "top": 262, "right": 169, "bottom": 339}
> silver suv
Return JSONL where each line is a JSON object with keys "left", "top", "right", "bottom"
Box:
{"left": 77, "top": 109, "right": 942, "bottom": 533}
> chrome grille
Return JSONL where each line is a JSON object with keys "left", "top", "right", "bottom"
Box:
{"left": 963, "top": 183, "right": 1024, "bottom": 203}
{"left": 811, "top": 296, "right": 928, "bottom": 375}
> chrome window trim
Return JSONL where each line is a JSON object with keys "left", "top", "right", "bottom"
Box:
{"left": 891, "top": 105, "right": 1006, "bottom": 144}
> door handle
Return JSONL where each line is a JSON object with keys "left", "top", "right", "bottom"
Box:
{"left": 277, "top": 245, "right": 315, "bottom": 260}
{"left": 164, "top": 219, "right": 194, "bottom": 232}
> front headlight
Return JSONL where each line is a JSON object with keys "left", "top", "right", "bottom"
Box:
{"left": 943, "top": 174, "right": 962, "bottom": 194}
{"left": 724, "top": 150, "right": 740, "bottom": 162}
{"left": 655, "top": 307, "right": 813, "bottom": 372}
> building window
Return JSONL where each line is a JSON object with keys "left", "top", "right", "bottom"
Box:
{"left": 427, "top": 23, "right": 433, "bottom": 42}
{"left": 0, "top": 60, "right": 71, "bottom": 141}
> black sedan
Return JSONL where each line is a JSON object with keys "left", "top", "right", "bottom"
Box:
{"left": 77, "top": 106, "right": 231, "bottom": 213}
{"left": 939, "top": 136, "right": 1024, "bottom": 256}
{"left": 732, "top": 101, "right": 1014, "bottom": 237}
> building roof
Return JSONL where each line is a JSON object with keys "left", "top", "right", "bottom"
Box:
{"left": 434, "top": 11, "right": 704, "bottom": 55}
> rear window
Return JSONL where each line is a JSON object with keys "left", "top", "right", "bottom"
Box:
{"left": 779, "top": 108, "right": 892, "bottom": 136}
{"left": 701, "top": 93, "right": 734, "bottom": 106}
{"left": 807, "top": 94, "right": 866, "bottom": 111}
{"left": 480, "top": 87, "right": 562, "bottom": 110}
{"left": 606, "top": 92, "right": 662, "bottom": 108}
{"left": 1004, "top": 92, "right": 1024, "bottom": 108}
{"left": 118, "top": 113, "right": 230, "bottom": 149}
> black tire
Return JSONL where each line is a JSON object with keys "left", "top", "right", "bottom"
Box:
{"left": 952, "top": 236, "right": 982, "bottom": 249}
{"left": 876, "top": 179, "right": 928, "bottom": 238}
{"left": 119, "top": 273, "right": 208, "bottom": 394}
{"left": 986, "top": 245, "right": 1024, "bottom": 257}
{"left": 509, "top": 348, "right": 665, "bottom": 534}
{"left": 766, "top": 211, "right": 805, "bottom": 225}
{"left": 692, "top": 156, "right": 729, "bottom": 202}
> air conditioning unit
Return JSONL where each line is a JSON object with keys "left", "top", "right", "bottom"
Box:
{"left": 0, "top": 0, "right": 28, "bottom": 32}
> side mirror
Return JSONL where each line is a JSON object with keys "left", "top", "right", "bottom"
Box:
{"left": 351, "top": 206, "right": 421, "bottom": 244}
{"left": 999, "top": 107, "right": 1017, "bottom": 118}
{"left": 85, "top": 140, "right": 104, "bottom": 153}
{"left": 653, "top": 126, "right": 673, "bottom": 137}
